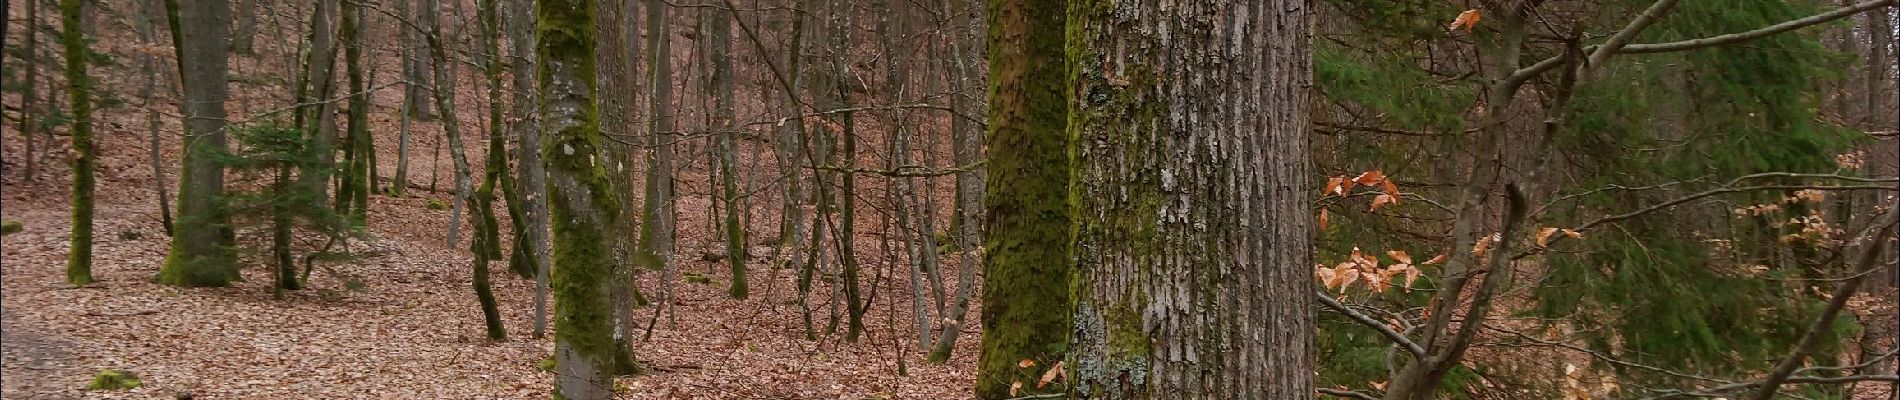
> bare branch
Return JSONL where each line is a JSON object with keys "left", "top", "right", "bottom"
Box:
{"left": 1317, "top": 291, "right": 1428, "bottom": 360}
{"left": 1746, "top": 202, "right": 1900, "bottom": 400}
{"left": 1318, "top": 387, "right": 1380, "bottom": 400}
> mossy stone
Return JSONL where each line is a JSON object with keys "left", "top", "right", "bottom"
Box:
{"left": 87, "top": 369, "right": 142, "bottom": 390}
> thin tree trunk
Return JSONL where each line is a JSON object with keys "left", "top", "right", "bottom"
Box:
{"left": 639, "top": 0, "right": 679, "bottom": 333}
{"left": 709, "top": 2, "right": 747, "bottom": 300}
{"left": 62, "top": 0, "right": 96, "bottom": 286}
{"left": 505, "top": 0, "right": 552, "bottom": 340}
{"left": 1065, "top": 0, "right": 1315, "bottom": 397}
{"left": 136, "top": 0, "right": 174, "bottom": 236}
{"left": 925, "top": 1, "right": 982, "bottom": 361}
{"left": 596, "top": 0, "right": 643, "bottom": 376}
{"left": 427, "top": 0, "right": 505, "bottom": 341}
{"left": 21, "top": 0, "right": 40, "bottom": 182}
{"left": 340, "top": 0, "right": 371, "bottom": 223}
{"left": 541, "top": 0, "right": 629, "bottom": 396}
{"left": 297, "top": 0, "right": 340, "bottom": 210}
{"left": 157, "top": 0, "right": 237, "bottom": 287}
{"left": 231, "top": 0, "right": 257, "bottom": 54}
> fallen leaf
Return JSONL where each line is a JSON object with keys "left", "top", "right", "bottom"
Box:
{"left": 1010, "top": 381, "right": 1023, "bottom": 397}
{"left": 1018, "top": 359, "right": 1036, "bottom": 369}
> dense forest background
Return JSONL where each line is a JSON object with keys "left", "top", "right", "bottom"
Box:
{"left": 0, "top": 0, "right": 1895, "bottom": 398}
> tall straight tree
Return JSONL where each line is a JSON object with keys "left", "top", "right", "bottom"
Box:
{"left": 62, "top": 0, "right": 97, "bottom": 285}
{"left": 422, "top": 0, "right": 505, "bottom": 340}
{"left": 503, "top": 0, "right": 552, "bottom": 339}
{"left": 708, "top": 0, "right": 746, "bottom": 300}
{"left": 539, "top": 0, "right": 625, "bottom": 396}
{"left": 1065, "top": 0, "right": 1314, "bottom": 397}
{"left": 338, "top": 0, "right": 371, "bottom": 222}
{"left": 296, "top": 0, "right": 340, "bottom": 208}
{"left": 21, "top": 0, "right": 41, "bottom": 182}
{"left": 157, "top": 0, "right": 237, "bottom": 287}
{"left": 973, "top": 0, "right": 1067, "bottom": 395}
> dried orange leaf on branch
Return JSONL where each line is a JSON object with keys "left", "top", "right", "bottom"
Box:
{"left": 1449, "top": 9, "right": 1481, "bottom": 32}
{"left": 1353, "top": 171, "right": 1387, "bottom": 186}
{"left": 1038, "top": 361, "right": 1067, "bottom": 388}
{"left": 1324, "top": 176, "right": 1348, "bottom": 196}
{"left": 1422, "top": 254, "right": 1448, "bottom": 265}
{"left": 1535, "top": 227, "right": 1559, "bottom": 247}
{"left": 1371, "top": 194, "right": 1398, "bottom": 211}
{"left": 1386, "top": 250, "right": 1412, "bottom": 265}
{"left": 1318, "top": 208, "right": 1331, "bottom": 231}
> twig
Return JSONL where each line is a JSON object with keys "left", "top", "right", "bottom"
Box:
{"left": 1317, "top": 291, "right": 1427, "bottom": 360}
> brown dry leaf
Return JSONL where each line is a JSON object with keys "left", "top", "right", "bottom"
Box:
{"left": 1018, "top": 359, "right": 1036, "bottom": 369}
{"left": 1038, "top": 361, "right": 1067, "bottom": 388}
{"left": 1325, "top": 176, "right": 1348, "bottom": 196}
{"left": 1473, "top": 233, "right": 1502, "bottom": 258}
{"left": 1353, "top": 170, "right": 1387, "bottom": 187}
{"left": 1403, "top": 265, "right": 1422, "bottom": 291}
{"left": 1536, "top": 227, "right": 1559, "bottom": 247}
{"left": 1449, "top": 9, "right": 1482, "bottom": 32}
{"left": 1422, "top": 254, "right": 1448, "bottom": 265}
{"left": 1371, "top": 194, "right": 1398, "bottom": 211}
{"left": 1316, "top": 264, "right": 1341, "bottom": 291}
{"left": 1386, "top": 250, "right": 1413, "bottom": 265}
{"left": 1381, "top": 179, "right": 1401, "bottom": 198}
{"left": 1010, "top": 381, "right": 1023, "bottom": 397}
{"left": 1562, "top": 229, "right": 1583, "bottom": 240}
{"left": 1319, "top": 208, "right": 1331, "bottom": 231}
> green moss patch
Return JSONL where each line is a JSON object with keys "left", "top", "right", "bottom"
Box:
{"left": 86, "top": 369, "right": 141, "bottom": 390}
{"left": 1, "top": 220, "right": 22, "bottom": 235}
{"left": 425, "top": 199, "right": 449, "bottom": 210}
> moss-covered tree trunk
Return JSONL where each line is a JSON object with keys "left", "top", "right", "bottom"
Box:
{"left": 971, "top": 0, "right": 1067, "bottom": 394}
{"left": 479, "top": 0, "right": 521, "bottom": 276}
{"left": 709, "top": 3, "right": 747, "bottom": 300}
{"left": 157, "top": 0, "right": 236, "bottom": 287}
{"left": 339, "top": 0, "right": 371, "bottom": 223}
{"left": 62, "top": 0, "right": 96, "bottom": 286}
{"left": 1065, "top": 0, "right": 1314, "bottom": 397}
{"left": 540, "top": 0, "right": 627, "bottom": 395}
{"left": 424, "top": 0, "right": 506, "bottom": 342}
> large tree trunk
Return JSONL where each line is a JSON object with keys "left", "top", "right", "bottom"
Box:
{"left": 1065, "top": 0, "right": 1314, "bottom": 398}
{"left": 972, "top": 0, "right": 1067, "bottom": 395}
{"left": 62, "top": 0, "right": 97, "bottom": 286}
{"left": 540, "top": 0, "right": 628, "bottom": 396}
{"left": 158, "top": 0, "right": 237, "bottom": 287}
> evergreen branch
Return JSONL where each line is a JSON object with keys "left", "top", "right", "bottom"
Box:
{"left": 1511, "top": 0, "right": 1894, "bottom": 85}
{"left": 1317, "top": 291, "right": 1428, "bottom": 360}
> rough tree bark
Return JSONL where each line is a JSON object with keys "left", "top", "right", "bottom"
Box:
{"left": 541, "top": 0, "right": 629, "bottom": 395}
{"left": 1065, "top": 0, "right": 1315, "bottom": 398}
{"left": 504, "top": 0, "right": 553, "bottom": 340}
{"left": 597, "top": 0, "right": 643, "bottom": 376}
{"left": 157, "top": 0, "right": 236, "bottom": 287}
{"left": 972, "top": 0, "right": 1067, "bottom": 394}
{"left": 709, "top": 0, "right": 747, "bottom": 300}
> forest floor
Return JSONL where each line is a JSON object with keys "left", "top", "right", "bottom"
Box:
{"left": 0, "top": 130, "right": 979, "bottom": 400}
